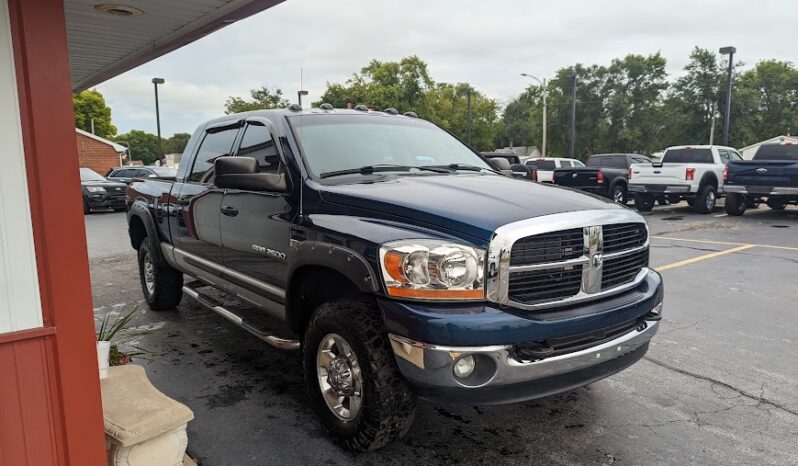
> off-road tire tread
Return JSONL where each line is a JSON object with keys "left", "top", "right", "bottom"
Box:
{"left": 767, "top": 199, "right": 787, "bottom": 211}
{"left": 303, "top": 299, "right": 416, "bottom": 451}
{"left": 725, "top": 193, "right": 746, "bottom": 216}
{"left": 138, "top": 237, "right": 183, "bottom": 310}
{"left": 694, "top": 185, "right": 716, "bottom": 214}
{"left": 634, "top": 193, "right": 654, "bottom": 211}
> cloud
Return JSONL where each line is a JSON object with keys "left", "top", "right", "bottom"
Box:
{"left": 96, "top": 0, "right": 798, "bottom": 136}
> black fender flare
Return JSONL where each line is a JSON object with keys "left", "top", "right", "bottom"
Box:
{"left": 698, "top": 172, "right": 718, "bottom": 191}
{"left": 127, "top": 201, "right": 164, "bottom": 263}
{"left": 286, "top": 241, "right": 380, "bottom": 294}
{"left": 610, "top": 177, "right": 627, "bottom": 192}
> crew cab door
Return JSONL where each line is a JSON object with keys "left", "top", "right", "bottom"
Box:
{"left": 171, "top": 120, "right": 242, "bottom": 267}
{"left": 220, "top": 119, "right": 293, "bottom": 292}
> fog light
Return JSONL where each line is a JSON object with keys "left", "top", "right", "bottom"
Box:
{"left": 651, "top": 302, "right": 663, "bottom": 315}
{"left": 453, "top": 355, "right": 475, "bottom": 379}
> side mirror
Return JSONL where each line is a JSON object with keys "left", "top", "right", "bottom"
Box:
{"left": 488, "top": 157, "right": 511, "bottom": 171}
{"left": 214, "top": 156, "right": 287, "bottom": 192}
{"left": 510, "top": 163, "right": 535, "bottom": 181}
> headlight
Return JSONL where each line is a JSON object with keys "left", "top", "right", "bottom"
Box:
{"left": 86, "top": 186, "right": 107, "bottom": 193}
{"left": 379, "top": 240, "right": 485, "bottom": 300}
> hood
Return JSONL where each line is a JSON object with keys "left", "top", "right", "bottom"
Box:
{"left": 318, "top": 173, "right": 620, "bottom": 240}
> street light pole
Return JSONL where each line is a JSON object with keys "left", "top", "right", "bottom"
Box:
{"left": 297, "top": 90, "right": 308, "bottom": 107}
{"left": 457, "top": 86, "right": 474, "bottom": 146}
{"left": 152, "top": 77, "right": 165, "bottom": 162}
{"left": 520, "top": 73, "right": 548, "bottom": 157}
{"left": 719, "top": 46, "right": 736, "bottom": 146}
{"left": 567, "top": 71, "right": 577, "bottom": 158}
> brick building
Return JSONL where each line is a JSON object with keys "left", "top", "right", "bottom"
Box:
{"left": 75, "top": 127, "right": 126, "bottom": 175}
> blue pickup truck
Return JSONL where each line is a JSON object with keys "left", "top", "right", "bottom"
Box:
{"left": 724, "top": 141, "right": 798, "bottom": 215}
{"left": 126, "top": 106, "right": 663, "bottom": 450}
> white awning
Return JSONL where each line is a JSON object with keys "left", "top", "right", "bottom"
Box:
{"left": 66, "top": 0, "right": 284, "bottom": 91}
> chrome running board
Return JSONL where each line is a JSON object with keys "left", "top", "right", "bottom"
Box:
{"left": 182, "top": 283, "right": 300, "bottom": 351}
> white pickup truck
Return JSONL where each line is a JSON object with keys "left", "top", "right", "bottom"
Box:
{"left": 628, "top": 145, "right": 743, "bottom": 213}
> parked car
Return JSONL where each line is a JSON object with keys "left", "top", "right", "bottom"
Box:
{"left": 126, "top": 107, "right": 663, "bottom": 451}
{"left": 525, "top": 157, "right": 585, "bottom": 183}
{"left": 552, "top": 153, "right": 649, "bottom": 204}
{"left": 481, "top": 152, "right": 537, "bottom": 181}
{"left": 628, "top": 145, "right": 741, "bottom": 213}
{"left": 107, "top": 166, "right": 178, "bottom": 184}
{"left": 724, "top": 141, "right": 798, "bottom": 215}
{"left": 80, "top": 167, "right": 127, "bottom": 214}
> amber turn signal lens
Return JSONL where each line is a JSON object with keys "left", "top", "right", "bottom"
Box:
{"left": 386, "top": 287, "right": 484, "bottom": 300}
{"left": 383, "top": 251, "right": 406, "bottom": 283}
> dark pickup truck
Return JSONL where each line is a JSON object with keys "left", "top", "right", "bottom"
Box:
{"left": 724, "top": 142, "right": 798, "bottom": 215}
{"left": 552, "top": 153, "right": 651, "bottom": 204}
{"left": 126, "top": 107, "right": 663, "bottom": 450}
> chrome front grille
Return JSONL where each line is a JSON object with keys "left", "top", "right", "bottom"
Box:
{"left": 510, "top": 228, "right": 583, "bottom": 265}
{"left": 603, "top": 223, "right": 647, "bottom": 253}
{"left": 486, "top": 210, "right": 650, "bottom": 310}
{"left": 602, "top": 248, "right": 649, "bottom": 289}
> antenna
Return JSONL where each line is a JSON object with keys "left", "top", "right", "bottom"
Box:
{"left": 299, "top": 67, "right": 305, "bottom": 218}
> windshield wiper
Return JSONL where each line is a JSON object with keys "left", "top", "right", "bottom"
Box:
{"left": 320, "top": 164, "right": 450, "bottom": 179}
{"left": 422, "top": 163, "right": 494, "bottom": 173}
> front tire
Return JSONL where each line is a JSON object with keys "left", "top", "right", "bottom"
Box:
{"left": 694, "top": 185, "right": 717, "bottom": 214}
{"left": 634, "top": 193, "right": 655, "bottom": 211}
{"left": 137, "top": 237, "right": 183, "bottom": 310}
{"left": 725, "top": 193, "right": 747, "bottom": 216}
{"left": 304, "top": 299, "right": 416, "bottom": 451}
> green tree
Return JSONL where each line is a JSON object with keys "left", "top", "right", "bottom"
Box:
{"left": 731, "top": 60, "right": 798, "bottom": 146}
{"left": 73, "top": 89, "right": 117, "bottom": 138}
{"left": 224, "top": 86, "right": 289, "bottom": 114}
{"left": 317, "top": 56, "right": 500, "bottom": 150}
{"left": 164, "top": 132, "right": 191, "bottom": 155}
{"left": 113, "top": 130, "right": 159, "bottom": 165}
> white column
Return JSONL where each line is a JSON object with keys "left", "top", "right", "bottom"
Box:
{"left": 0, "top": 0, "right": 43, "bottom": 333}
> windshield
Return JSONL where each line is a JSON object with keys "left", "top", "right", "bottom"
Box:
{"left": 289, "top": 115, "right": 493, "bottom": 178}
{"left": 528, "top": 160, "right": 555, "bottom": 170}
{"left": 753, "top": 144, "right": 798, "bottom": 161}
{"left": 150, "top": 167, "right": 178, "bottom": 177}
{"left": 662, "top": 148, "right": 713, "bottom": 164}
{"left": 79, "top": 168, "right": 107, "bottom": 182}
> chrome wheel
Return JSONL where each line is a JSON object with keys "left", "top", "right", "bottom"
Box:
{"left": 142, "top": 249, "right": 155, "bottom": 295}
{"left": 613, "top": 187, "right": 625, "bottom": 203}
{"left": 317, "top": 333, "right": 363, "bottom": 421}
{"left": 705, "top": 190, "right": 716, "bottom": 210}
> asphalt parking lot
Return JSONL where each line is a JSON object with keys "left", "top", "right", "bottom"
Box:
{"left": 86, "top": 204, "right": 798, "bottom": 466}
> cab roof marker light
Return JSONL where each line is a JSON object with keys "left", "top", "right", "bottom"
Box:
{"left": 403, "top": 111, "right": 418, "bottom": 118}
{"left": 319, "top": 103, "right": 334, "bottom": 110}
{"left": 354, "top": 104, "right": 368, "bottom": 111}
{"left": 383, "top": 107, "right": 399, "bottom": 115}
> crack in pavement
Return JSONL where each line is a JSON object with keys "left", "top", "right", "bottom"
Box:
{"left": 643, "top": 357, "right": 798, "bottom": 417}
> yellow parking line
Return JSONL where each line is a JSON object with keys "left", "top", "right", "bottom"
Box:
{"left": 655, "top": 244, "right": 755, "bottom": 272}
{"left": 651, "top": 236, "right": 798, "bottom": 252}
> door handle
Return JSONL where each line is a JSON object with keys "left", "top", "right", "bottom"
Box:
{"left": 221, "top": 205, "right": 239, "bottom": 217}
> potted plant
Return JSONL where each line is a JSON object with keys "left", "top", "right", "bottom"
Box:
{"left": 96, "top": 308, "right": 137, "bottom": 378}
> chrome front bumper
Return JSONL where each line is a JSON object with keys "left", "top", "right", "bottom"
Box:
{"left": 725, "top": 185, "right": 798, "bottom": 196}
{"left": 389, "top": 318, "right": 660, "bottom": 392}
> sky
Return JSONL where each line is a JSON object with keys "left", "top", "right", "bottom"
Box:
{"left": 96, "top": 0, "right": 798, "bottom": 138}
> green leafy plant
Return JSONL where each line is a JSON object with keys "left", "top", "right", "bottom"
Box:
{"left": 97, "top": 308, "right": 140, "bottom": 366}
{"left": 97, "top": 307, "right": 137, "bottom": 341}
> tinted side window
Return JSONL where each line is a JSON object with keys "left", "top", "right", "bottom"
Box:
{"left": 238, "top": 125, "right": 281, "bottom": 173}
{"left": 730, "top": 151, "right": 743, "bottom": 161}
{"left": 189, "top": 127, "right": 240, "bottom": 182}
{"left": 718, "top": 150, "right": 731, "bottom": 164}
{"left": 560, "top": 160, "right": 572, "bottom": 168}
{"left": 603, "top": 156, "right": 626, "bottom": 168}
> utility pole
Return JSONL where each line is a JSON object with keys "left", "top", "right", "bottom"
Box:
{"left": 719, "top": 46, "right": 736, "bottom": 146}
{"left": 152, "top": 77, "right": 165, "bottom": 161}
{"left": 457, "top": 86, "right": 474, "bottom": 146}
{"left": 520, "top": 73, "right": 548, "bottom": 157}
{"left": 567, "top": 71, "right": 577, "bottom": 158}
